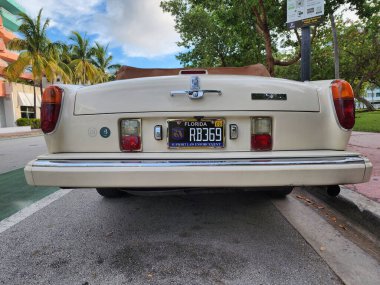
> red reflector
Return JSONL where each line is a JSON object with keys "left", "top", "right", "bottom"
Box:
{"left": 251, "top": 134, "right": 272, "bottom": 151}
{"left": 121, "top": 135, "right": 141, "bottom": 151}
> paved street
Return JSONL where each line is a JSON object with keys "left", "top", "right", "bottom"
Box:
{"left": 0, "top": 135, "right": 379, "bottom": 284}
{"left": 0, "top": 135, "right": 47, "bottom": 174}
{"left": 0, "top": 190, "right": 343, "bottom": 285}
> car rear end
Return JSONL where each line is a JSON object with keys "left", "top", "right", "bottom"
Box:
{"left": 24, "top": 74, "right": 372, "bottom": 190}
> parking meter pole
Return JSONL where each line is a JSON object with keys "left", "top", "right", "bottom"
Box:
{"left": 301, "top": 26, "right": 311, "bottom": 81}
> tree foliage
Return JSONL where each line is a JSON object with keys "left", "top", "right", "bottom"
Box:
{"left": 68, "top": 32, "right": 101, "bottom": 84}
{"left": 92, "top": 42, "right": 121, "bottom": 83}
{"left": 5, "top": 9, "right": 69, "bottom": 83}
{"left": 161, "top": 0, "right": 302, "bottom": 74}
{"left": 275, "top": 13, "right": 379, "bottom": 109}
{"left": 161, "top": 0, "right": 377, "bottom": 77}
{"left": 5, "top": 9, "right": 120, "bottom": 86}
{"left": 161, "top": 0, "right": 266, "bottom": 67}
{"left": 5, "top": 9, "right": 71, "bottom": 116}
{"left": 339, "top": 14, "right": 380, "bottom": 108}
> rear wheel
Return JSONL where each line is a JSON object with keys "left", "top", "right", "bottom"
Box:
{"left": 96, "top": 188, "right": 129, "bottom": 198}
{"left": 269, "top": 187, "right": 294, "bottom": 198}
{"left": 327, "top": 185, "right": 341, "bottom": 197}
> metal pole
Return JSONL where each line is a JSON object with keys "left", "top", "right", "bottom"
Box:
{"left": 33, "top": 81, "right": 36, "bottom": 118}
{"left": 301, "top": 26, "right": 311, "bottom": 81}
{"left": 330, "top": 13, "right": 340, "bottom": 79}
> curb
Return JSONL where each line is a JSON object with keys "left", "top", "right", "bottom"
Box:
{"left": 338, "top": 187, "right": 380, "bottom": 232}
{"left": 305, "top": 186, "right": 380, "bottom": 238}
{"left": 0, "top": 130, "right": 43, "bottom": 140}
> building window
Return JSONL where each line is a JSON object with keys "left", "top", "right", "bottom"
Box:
{"left": 20, "top": 106, "right": 35, "bottom": 119}
{"left": 376, "top": 92, "right": 380, "bottom": 98}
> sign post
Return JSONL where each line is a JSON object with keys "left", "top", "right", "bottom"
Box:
{"left": 286, "top": 0, "right": 325, "bottom": 81}
{"left": 301, "top": 26, "right": 311, "bottom": 82}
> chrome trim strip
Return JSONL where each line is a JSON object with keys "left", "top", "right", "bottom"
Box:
{"left": 33, "top": 156, "right": 365, "bottom": 168}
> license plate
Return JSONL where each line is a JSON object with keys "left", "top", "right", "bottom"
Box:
{"left": 168, "top": 118, "right": 225, "bottom": 148}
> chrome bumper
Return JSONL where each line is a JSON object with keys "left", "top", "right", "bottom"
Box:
{"left": 25, "top": 155, "right": 372, "bottom": 188}
{"left": 31, "top": 156, "right": 366, "bottom": 168}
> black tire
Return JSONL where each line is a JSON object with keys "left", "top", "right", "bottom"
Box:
{"left": 269, "top": 187, "right": 294, "bottom": 198}
{"left": 96, "top": 188, "right": 127, "bottom": 198}
{"left": 327, "top": 185, "right": 341, "bottom": 197}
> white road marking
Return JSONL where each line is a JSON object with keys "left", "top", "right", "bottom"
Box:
{"left": 0, "top": 189, "right": 72, "bottom": 234}
{"left": 272, "top": 194, "right": 380, "bottom": 285}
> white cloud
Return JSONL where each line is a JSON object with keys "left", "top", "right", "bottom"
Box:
{"left": 95, "top": 0, "right": 181, "bottom": 57}
{"left": 20, "top": 0, "right": 180, "bottom": 58}
{"left": 20, "top": 0, "right": 103, "bottom": 30}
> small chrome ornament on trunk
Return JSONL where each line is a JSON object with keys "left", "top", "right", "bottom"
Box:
{"left": 170, "top": 76, "right": 222, "bottom": 100}
{"left": 191, "top": 76, "right": 200, "bottom": 91}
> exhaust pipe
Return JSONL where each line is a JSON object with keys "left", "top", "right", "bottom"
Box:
{"left": 327, "top": 185, "right": 341, "bottom": 197}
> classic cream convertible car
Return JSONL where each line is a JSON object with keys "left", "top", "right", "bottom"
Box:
{"left": 25, "top": 64, "right": 372, "bottom": 197}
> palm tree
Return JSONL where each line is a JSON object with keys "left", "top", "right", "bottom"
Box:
{"left": 51, "top": 42, "right": 73, "bottom": 83}
{"left": 5, "top": 9, "right": 70, "bottom": 115}
{"left": 92, "top": 42, "right": 120, "bottom": 83}
{"left": 69, "top": 31, "right": 99, "bottom": 84}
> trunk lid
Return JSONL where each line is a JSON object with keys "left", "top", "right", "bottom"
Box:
{"left": 74, "top": 75, "right": 320, "bottom": 115}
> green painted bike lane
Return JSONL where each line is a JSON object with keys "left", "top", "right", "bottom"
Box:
{"left": 0, "top": 168, "right": 58, "bottom": 221}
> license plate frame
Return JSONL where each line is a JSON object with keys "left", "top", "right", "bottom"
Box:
{"left": 167, "top": 118, "right": 225, "bottom": 149}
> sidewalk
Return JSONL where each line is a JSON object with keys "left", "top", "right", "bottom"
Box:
{"left": 346, "top": 132, "right": 380, "bottom": 203}
{"left": 0, "top": 129, "right": 43, "bottom": 140}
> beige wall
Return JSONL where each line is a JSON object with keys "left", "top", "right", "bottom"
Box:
{"left": 2, "top": 82, "right": 42, "bottom": 127}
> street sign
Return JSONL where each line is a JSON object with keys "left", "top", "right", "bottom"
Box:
{"left": 287, "top": 0, "right": 324, "bottom": 29}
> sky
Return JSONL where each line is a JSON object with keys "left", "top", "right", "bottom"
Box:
{"left": 18, "top": 1, "right": 357, "bottom": 70}
{"left": 19, "top": 0, "right": 183, "bottom": 68}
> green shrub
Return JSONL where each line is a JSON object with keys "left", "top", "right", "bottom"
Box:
{"left": 16, "top": 118, "right": 30, "bottom": 126}
{"left": 16, "top": 118, "right": 41, "bottom": 129}
{"left": 30, "top": 119, "right": 41, "bottom": 129}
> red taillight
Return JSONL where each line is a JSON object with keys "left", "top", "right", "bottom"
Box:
{"left": 251, "top": 134, "right": 272, "bottom": 150}
{"left": 121, "top": 135, "right": 141, "bottom": 151}
{"left": 120, "top": 119, "right": 142, "bottom": 151}
{"left": 41, "top": 86, "right": 63, "bottom": 134}
{"left": 251, "top": 117, "right": 272, "bottom": 151}
{"left": 331, "top": 80, "right": 355, "bottom": 129}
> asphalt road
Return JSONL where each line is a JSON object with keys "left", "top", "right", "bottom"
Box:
{"left": 0, "top": 136, "right": 47, "bottom": 174}
{"left": 0, "top": 136, "right": 378, "bottom": 284}
{"left": 0, "top": 190, "right": 343, "bottom": 285}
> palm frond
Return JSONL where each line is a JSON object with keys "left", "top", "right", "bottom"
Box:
{"left": 7, "top": 38, "right": 28, "bottom": 51}
{"left": 4, "top": 52, "right": 31, "bottom": 81}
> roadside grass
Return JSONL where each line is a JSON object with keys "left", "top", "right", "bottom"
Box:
{"left": 353, "top": 111, "right": 380, "bottom": 133}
